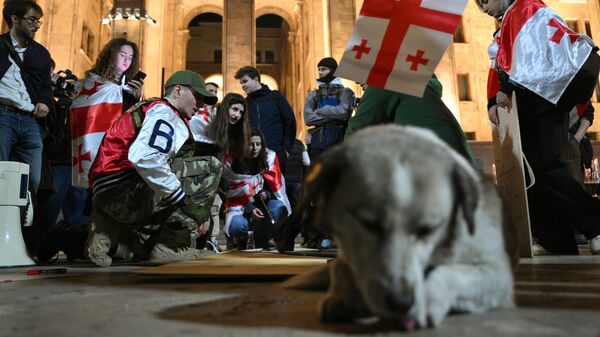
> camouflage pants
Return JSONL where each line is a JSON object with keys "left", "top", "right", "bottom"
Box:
{"left": 92, "top": 154, "right": 222, "bottom": 253}
{"left": 91, "top": 172, "right": 172, "bottom": 257}
{"left": 158, "top": 155, "right": 222, "bottom": 248}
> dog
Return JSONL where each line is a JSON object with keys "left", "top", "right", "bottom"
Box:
{"left": 284, "top": 125, "right": 518, "bottom": 329}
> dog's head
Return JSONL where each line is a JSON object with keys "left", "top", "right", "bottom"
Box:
{"left": 305, "top": 125, "right": 481, "bottom": 324}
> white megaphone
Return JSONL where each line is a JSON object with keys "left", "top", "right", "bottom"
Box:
{"left": 0, "top": 161, "right": 36, "bottom": 267}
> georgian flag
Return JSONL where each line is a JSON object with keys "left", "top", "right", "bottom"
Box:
{"left": 70, "top": 73, "right": 124, "bottom": 188}
{"left": 336, "top": 0, "right": 467, "bottom": 97}
{"left": 222, "top": 150, "right": 291, "bottom": 236}
{"left": 496, "top": 0, "right": 594, "bottom": 104}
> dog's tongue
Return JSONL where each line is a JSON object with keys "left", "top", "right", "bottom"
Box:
{"left": 402, "top": 317, "right": 416, "bottom": 333}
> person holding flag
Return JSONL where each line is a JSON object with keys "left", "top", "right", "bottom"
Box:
{"left": 221, "top": 128, "right": 291, "bottom": 250}
{"left": 70, "top": 38, "right": 144, "bottom": 190}
{"left": 336, "top": 0, "right": 474, "bottom": 162}
{"left": 479, "top": 0, "right": 600, "bottom": 255}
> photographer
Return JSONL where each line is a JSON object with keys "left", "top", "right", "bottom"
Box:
{"left": 37, "top": 61, "right": 88, "bottom": 261}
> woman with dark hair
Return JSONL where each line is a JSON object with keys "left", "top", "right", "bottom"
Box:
{"left": 221, "top": 128, "right": 291, "bottom": 249}
{"left": 86, "top": 37, "right": 142, "bottom": 107}
{"left": 184, "top": 92, "right": 251, "bottom": 251}
{"left": 191, "top": 92, "right": 251, "bottom": 159}
{"left": 70, "top": 38, "right": 144, "bottom": 189}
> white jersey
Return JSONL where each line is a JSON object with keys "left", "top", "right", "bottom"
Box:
{"left": 128, "top": 101, "right": 190, "bottom": 200}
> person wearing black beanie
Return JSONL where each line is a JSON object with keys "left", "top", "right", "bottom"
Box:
{"left": 305, "top": 57, "right": 355, "bottom": 160}
{"left": 297, "top": 57, "right": 355, "bottom": 250}
{"left": 317, "top": 57, "right": 338, "bottom": 83}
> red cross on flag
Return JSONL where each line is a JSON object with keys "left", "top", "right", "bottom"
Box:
{"left": 336, "top": 0, "right": 468, "bottom": 97}
{"left": 496, "top": 0, "right": 594, "bottom": 104}
{"left": 70, "top": 73, "right": 124, "bottom": 188}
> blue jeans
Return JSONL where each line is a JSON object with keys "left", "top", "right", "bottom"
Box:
{"left": 229, "top": 199, "right": 287, "bottom": 246}
{"left": 41, "top": 165, "right": 90, "bottom": 232}
{"left": 0, "top": 106, "right": 43, "bottom": 192}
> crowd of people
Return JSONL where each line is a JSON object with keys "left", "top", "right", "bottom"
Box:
{"left": 2, "top": 0, "right": 600, "bottom": 268}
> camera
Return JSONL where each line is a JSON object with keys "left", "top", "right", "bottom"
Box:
{"left": 53, "top": 69, "right": 78, "bottom": 98}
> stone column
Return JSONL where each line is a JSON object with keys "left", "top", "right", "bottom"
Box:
{"left": 174, "top": 29, "right": 190, "bottom": 72}
{"left": 223, "top": 0, "right": 254, "bottom": 95}
{"left": 142, "top": 0, "right": 166, "bottom": 97}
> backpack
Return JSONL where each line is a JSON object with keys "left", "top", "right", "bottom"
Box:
{"left": 126, "top": 97, "right": 166, "bottom": 131}
{"left": 314, "top": 84, "right": 344, "bottom": 109}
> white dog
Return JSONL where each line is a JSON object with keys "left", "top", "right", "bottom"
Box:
{"left": 285, "top": 125, "right": 518, "bottom": 329}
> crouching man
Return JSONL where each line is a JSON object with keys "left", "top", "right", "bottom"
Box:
{"left": 86, "top": 70, "right": 218, "bottom": 267}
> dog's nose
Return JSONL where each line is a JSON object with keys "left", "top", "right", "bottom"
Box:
{"left": 385, "top": 292, "right": 414, "bottom": 312}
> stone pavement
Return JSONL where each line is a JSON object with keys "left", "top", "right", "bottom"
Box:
{"left": 1, "top": 253, "right": 600, "bottom": 337}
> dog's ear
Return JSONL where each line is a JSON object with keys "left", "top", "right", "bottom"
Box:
{"left": 451, "top": 156, "right": 481, "bottom": 235}
{"left": 297, "top": 147, "right": 347, "bottom": 233}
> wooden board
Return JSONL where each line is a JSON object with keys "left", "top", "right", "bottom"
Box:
{"left": 135, "top": 251, "right": 330, "bottom": 278}
{"left": 492, "top": 95, "right": 533, "bottom": 257}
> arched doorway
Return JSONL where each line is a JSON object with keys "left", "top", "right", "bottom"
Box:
{"left": 260, "top": 74, "right": 279, "bottom": 91}
{"left": 186, "top": 12, "right": 222, "bottom": 80}
{"left": 255, "top": 14, "right": 291, "bottom": 97}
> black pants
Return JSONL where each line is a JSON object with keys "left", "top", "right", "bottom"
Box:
{"left": 516, "top": 88, "right": 600, "bottom": 254}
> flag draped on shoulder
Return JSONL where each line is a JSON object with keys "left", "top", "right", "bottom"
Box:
{"left": 496, "top": 0, "right": 594, "bottom": 104}
{"left": 70, "top": 73, "right": 124, "bottom": 188}
{"left": 336, "top": 0, "right": 468, "bottom": 97}
{"left": 221, "top": 150, "right": 291, "bottom": 235}
{"left": 487, "top": 32, "right": 501, "bottom": 102}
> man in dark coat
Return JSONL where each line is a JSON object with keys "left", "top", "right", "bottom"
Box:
{"left": 235, "top": 65, "right": 296, "bottom": 173}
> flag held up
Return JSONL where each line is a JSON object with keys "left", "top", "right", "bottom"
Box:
{"left": 336, "top": 0, "right": 468, "bottom": 98}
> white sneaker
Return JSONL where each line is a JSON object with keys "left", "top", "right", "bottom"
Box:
{"left": 149, "top": 243, "right": 214, "bottom": 262}
{"left": 85, "top": 221, "right": 120, "bottom": 267}
{"left": 589, "top": 235, "right": 600, "bottom": 255}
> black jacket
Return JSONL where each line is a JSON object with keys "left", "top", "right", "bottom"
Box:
{"left": 0, "top": 33, "right": 53, "bottom": 109}
{"left": 246, "top": 85, "right": 296, "bottom": 153}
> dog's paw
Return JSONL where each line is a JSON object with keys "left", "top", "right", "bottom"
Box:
{"left": 426, "top": 296, "right": 452, "bottom": 327}
{"left": 318, "top": 294, "right": 363, "bottom": 323}
{"left": 424, "top": 275, "right": 453, "bottom": 327}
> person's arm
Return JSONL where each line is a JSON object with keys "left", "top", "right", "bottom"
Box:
{"left": 496, "top": 67, "right": 515, "bottom": 109}
{"left": 277, "top": 92, "right": 296, "bottom": 153}
{"left": 128, "top": 105, "right": 184, "bottom": 205}
{"left": 575, "top": 104, "right": 594, "bottom": 142}
{"left": 316, "top": 87, "right": 356, "bottom": 121}
{"left": 304, "top": 90, "right": 326, "bottom": 126}
{"left": 302, "top": 143, "right": 311, "bottom": 166}
{"left": 345, "top": 85, "right": 399, "bottom": 137}
{"left": 34, "top": 49, "right": 53, "bottom": 118}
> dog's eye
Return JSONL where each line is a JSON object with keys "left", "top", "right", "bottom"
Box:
{"left": 349, "top": 209, "right": 380, "bottom": 233}
{"left": 361, "top": 219, "right": 381, "bottom": 233}
{"left": 415, "top": 226, "right": 433, "bottom": 239}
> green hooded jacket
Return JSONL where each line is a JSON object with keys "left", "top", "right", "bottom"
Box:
{"left": 346, "top": 75, "right": 474, "bottom": 163}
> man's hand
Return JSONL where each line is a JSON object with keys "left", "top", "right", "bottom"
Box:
{"left": 50, "top": 73, "right": 59, "bottom": 85}
{"left": 251, "top": 208, "right": 264, "bottom": 221}
{"left": 33, "top": 103, "right": 49, "bottom": 118}
{"left": 197, "top": 222, "right": 210, "bottom": 236}
{"left": 496, "top": 91, "right": 512, "bottom": 109}
{"left": 257, "top": 191, "right": 267, "bottom": 201}
{"left": 488, "top": 105, "right": 499, "bottom": 126}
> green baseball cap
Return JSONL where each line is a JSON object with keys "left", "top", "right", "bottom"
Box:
{"left": 165, "top": 70, "right": 218, "bottom": 105}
